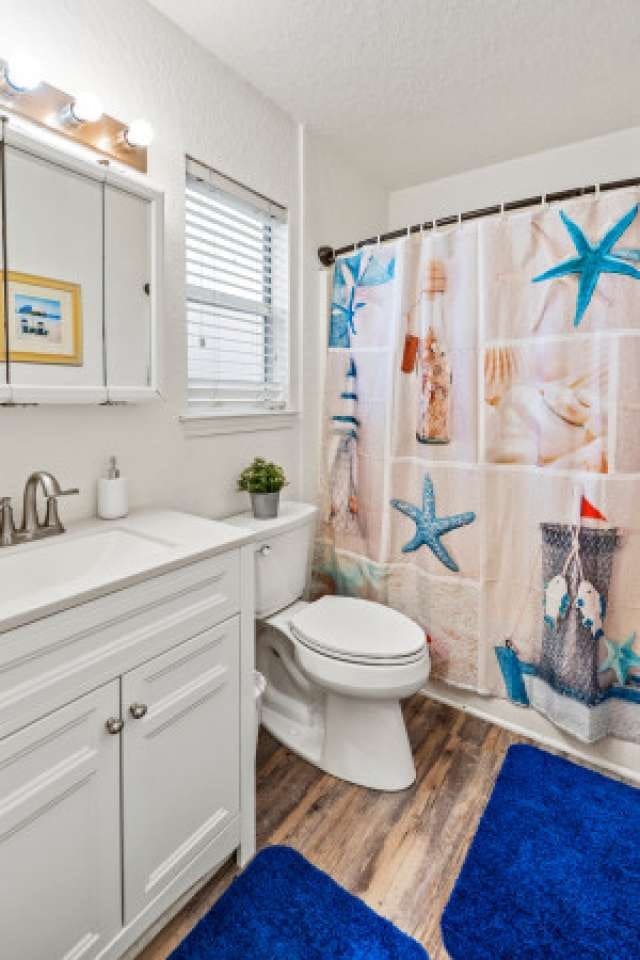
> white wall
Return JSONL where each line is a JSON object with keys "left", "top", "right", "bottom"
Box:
{"left": 0, "top": 0, "right": 388, "bottom": 526}
{"left": 389, "top": 125, "right": 640, "bottom": 228}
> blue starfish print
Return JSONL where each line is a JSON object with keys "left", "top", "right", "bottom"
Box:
{"left": 390, "top": 474, "right": 476, "bottom": 573}
{"left": 599, "top": 632, "right": 640, "bottom": 686}
{"left": 532, "top": 204, "right": 640, "bottom": 327}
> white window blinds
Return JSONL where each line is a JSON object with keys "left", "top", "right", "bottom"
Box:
{"left": 185, "top": 157, "right": 289, "bottom": 410}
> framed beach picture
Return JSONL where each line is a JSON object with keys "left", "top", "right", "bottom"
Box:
{"left": 0, "top": 272, "right": 83, "bottom": 365}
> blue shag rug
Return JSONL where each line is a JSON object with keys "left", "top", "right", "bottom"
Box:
{"left": 169, "top": 845, "right": 428, "bottom": 959}
{"left": 442, "top": 743, "right": 640, "bottom": 960}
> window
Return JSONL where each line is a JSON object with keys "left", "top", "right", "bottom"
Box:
{"left": 185, "top": 157, "right": 289, "bottom": 412}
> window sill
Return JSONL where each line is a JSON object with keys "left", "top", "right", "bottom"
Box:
{"left": 180, "top": 408, "right": 299, "bottom": 437}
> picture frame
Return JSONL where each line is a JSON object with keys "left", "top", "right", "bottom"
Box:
{"left": 0, "top": 271, "right": 83, "bottom": 365}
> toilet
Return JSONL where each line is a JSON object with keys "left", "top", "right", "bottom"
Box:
{"left": 227, "top": 501, "right": 430, "bottom": 791}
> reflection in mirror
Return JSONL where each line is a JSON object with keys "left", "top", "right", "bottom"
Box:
{"left": 0, "top": 135, "right": 7, "bottom": 401}
{"left": 5, "top": 144, "right": 105, "bottom": 402}
{"left": 104, "top": 184, "right": 152, "bottom": 395}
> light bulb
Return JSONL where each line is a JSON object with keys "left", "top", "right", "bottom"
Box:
{"left": 124, "top": 118, "right": 153, "bottom": 149}
{"left": 4, "top": 54, "right": 41, "bottom": 92}
{"left": 70, "top": 92, "right": 103, "bottom": 124}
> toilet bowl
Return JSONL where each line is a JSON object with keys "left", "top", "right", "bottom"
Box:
{"left": 226, "top": 502, "right": 430, "bottom": 791}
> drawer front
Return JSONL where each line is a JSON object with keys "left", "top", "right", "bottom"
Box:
{"left": 122, "top": 617, "right": 240, "bottom": 922}
{"left": 0, "top": 551, "right": 240, "bottom": 739}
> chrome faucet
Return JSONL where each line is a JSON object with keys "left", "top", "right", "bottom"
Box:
{"left": 0, "top": 472, "right": 79, "bottom": 547}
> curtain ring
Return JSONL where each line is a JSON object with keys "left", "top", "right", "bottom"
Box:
{"left": 595, "top": 182, "right": 601, "bottom": 199}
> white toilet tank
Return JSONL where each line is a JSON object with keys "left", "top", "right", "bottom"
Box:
{"left": 225, "top": 501, "right": 318, "bottom": 618}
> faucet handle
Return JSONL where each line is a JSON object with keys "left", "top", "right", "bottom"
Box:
{"left": 44, "top": 487, "right": 79, "bottom": 532}
{"left": 0, "top": 497, "right": 16, "bottom": 547}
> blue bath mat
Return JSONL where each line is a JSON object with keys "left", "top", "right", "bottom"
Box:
{"left": 169, "top": 845, "right": 428, "bottom": 959}
{"left": 442, "top": 744, "right": 640, "bottom": 960}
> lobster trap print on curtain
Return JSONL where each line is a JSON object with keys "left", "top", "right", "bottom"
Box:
{"left": 314, "top": 190, "right": 640, "bottom": 744}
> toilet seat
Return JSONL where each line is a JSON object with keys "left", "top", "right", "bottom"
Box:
{"left": 289, "top": 596, "right": 426, "bottom": 666}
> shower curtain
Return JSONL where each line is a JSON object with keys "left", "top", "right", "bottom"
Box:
{"left": 313, "top": 188, "right": 640, "bottom": 744}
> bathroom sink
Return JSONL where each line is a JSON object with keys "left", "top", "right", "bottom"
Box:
{"left": 0, "top": 510, "right": 255, "bottom": 633}
{"left": 0, "top": 527, "right": 175, "bottom": 621}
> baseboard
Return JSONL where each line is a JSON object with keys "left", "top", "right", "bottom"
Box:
{"left": 422, "top": 680, "right": 640, "bottom": 785}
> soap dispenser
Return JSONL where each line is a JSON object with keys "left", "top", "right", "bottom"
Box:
{"left": 97, "top": 456, "right": 128, "bottom": 520}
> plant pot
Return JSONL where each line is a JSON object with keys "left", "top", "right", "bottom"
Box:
{"left": 250, "top": 491, "right": 280, "bottom": 519}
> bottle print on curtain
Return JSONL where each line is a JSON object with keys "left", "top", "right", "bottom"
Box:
{"left": 315, "top": 189, "right": 640, "bottom": 744}
{"left": 416, "top": 259, "right": 451, "bottom": 445}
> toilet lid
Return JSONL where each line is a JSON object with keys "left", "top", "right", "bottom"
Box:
{"left": 289, "top": 596, "right": 426, "bottom": 664}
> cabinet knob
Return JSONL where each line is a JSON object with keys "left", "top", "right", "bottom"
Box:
{"left": 129, "top": 702, "right": 148, "bottom": 720}
{"left": 105, "top": 717, "right": 124, "bottom": 735}
{"left": 259, "top": 544, "right": 271, "bottom": 557}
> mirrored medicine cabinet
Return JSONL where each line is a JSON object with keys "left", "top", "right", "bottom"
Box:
{"left": 0, "top": 121, "right": 163, "bottom": 404}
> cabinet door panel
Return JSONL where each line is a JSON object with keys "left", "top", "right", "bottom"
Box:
{"left": 122, "top": 618, "right": 240, "bottom": 922}
{"left": 0, "top": 682, "right": 121, "bottom": 960}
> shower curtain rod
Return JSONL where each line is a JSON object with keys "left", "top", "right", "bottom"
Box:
{"left": 316, "top": 174, "right": 640, "bottom": 267}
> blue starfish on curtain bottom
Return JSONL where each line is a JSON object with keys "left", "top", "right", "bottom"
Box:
{"left": 599, "top": 632, "right": 640, "bottom": 686}
{"left": 390, "top": 474, "right": 476, "bottom": 573}
{"left": 532, "top": 203, "right": 640, "bottom": 327}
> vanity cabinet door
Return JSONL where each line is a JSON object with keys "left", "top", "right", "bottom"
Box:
{"left": 122, "top": 617, "right": 240, "bottom": 922}
{"left": 0, "top": 681, "right": 121, "bottom": 960}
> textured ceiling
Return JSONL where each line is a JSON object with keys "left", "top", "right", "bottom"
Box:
{"left": 149, "top": 0, "right": 640, "bottom": 189}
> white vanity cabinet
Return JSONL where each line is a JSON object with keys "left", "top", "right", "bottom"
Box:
{"left": 0, "top": 526, "right": 255, "bottom": 960}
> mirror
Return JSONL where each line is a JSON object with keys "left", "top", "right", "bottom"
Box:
{"left": 0, "top": 125, "right": 162, "bottom": 404}
{"left": 0, "top": 143, "right": 7, "bottom": 402}
{"left": 104, "top": 183, "right": 154, "bottom": 399}
{"left": 5, "top": 143, "right": 104, "bottom": 400}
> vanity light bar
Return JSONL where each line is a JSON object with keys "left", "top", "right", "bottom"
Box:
{"left": 0, "top": 58, "right": 152, "bottom": 173}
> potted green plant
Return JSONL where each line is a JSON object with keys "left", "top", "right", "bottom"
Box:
{"left": 238, "top": 457, "right": 288, "bottom": 519}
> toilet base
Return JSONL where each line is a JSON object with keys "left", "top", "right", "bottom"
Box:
{"left": 262, "top": 691, "right": 416, "bottom": 792}
{"left": 322, "top": 693, "right": 416, "bottom": 791}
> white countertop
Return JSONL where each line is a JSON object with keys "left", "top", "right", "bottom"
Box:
{"left": 0, "top": 509, "right": 255, "bottom": 634}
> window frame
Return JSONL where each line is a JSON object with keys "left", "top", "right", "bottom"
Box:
{"left": 183, "top": 157, "right": 291, "bottom": 421}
